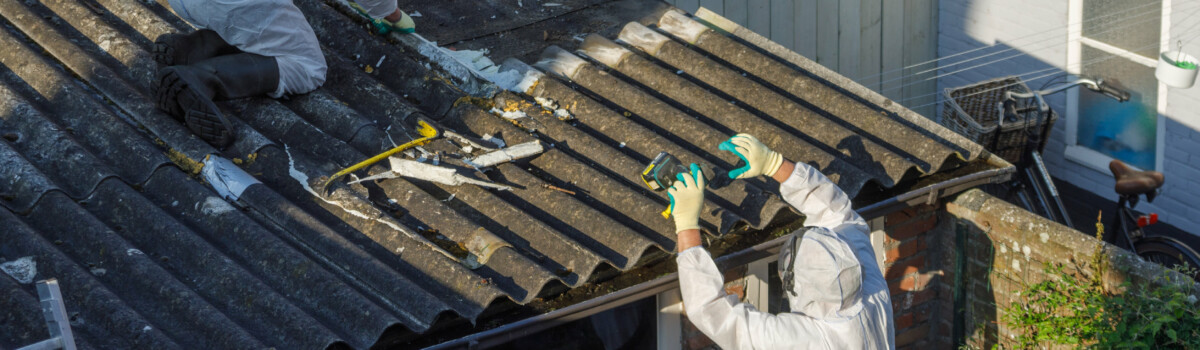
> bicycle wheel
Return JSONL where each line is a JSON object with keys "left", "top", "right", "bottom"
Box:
{"left": 1135, "top": 236, "right": 1200, "bottom": 280}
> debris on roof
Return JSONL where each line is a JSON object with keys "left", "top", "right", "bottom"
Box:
{"left": 0, "top": 0, "right": 999, "bottom": 347}
{"left": 353, "top": 157, "right": 514, "bottom": 191}
{"left": 466, "top": 141, "right": 545, "bottom": 167}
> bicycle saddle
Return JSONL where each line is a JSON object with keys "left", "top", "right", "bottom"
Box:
{"left": 1109, "top": 159, "right": 1164, "bottom": 197}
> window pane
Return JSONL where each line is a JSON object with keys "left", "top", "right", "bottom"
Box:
{"left": 1078, "top": 45, "right": 1158, "bottom": 170}
{"left": 1082, "top": 0, "right": 1161, "bottom": 58}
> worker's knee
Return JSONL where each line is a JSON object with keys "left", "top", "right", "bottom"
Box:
{"left": 272, "top": 55, "right": 327, "bottom": 97}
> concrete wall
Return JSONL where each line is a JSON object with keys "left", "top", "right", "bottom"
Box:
{"left": 938, "top": 0, "right": 1200, "bottom": 232}
{"left": 662, "top": 0, "right": 941, "bottom": 117}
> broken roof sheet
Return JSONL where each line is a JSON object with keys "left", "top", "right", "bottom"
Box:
{"left": 0, "top": 0, "right": 991, "bottom": 348}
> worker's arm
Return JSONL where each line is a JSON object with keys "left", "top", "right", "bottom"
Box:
{"left": 720, "top": 133, "right": 866, "bottom": 232}
{"left": 677, "top": 246, "right": 825, "bottom": 349}
{"left": 775, "top": 160, "right": 867, "bottom": 232}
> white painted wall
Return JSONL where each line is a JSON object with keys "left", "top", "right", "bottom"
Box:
{"left": 662, "top": 0, "right": 940, "bottom": 117}
{"left": 939, "top": 0, "right": 1200, "bottom": 233}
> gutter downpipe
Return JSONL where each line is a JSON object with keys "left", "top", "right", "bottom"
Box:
{"left": 425, "top": 155, "right": 1014, "bottom": 350}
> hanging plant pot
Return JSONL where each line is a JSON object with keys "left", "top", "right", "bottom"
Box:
{"left": 1156, "top": 51, "right": 1198, "bottom": 88}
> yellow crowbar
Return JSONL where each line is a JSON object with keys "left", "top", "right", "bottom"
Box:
{"left": 321, "top": 115, "right": 442, "bottom": 191}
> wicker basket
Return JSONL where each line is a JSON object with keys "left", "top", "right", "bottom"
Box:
{"left": 941, "top": 76, "right": 1057, "bottom": 163}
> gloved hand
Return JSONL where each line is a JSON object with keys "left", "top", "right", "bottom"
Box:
{"left": 349, "top": 1, "right": 416, "bottom": 34}
{"left": 667, "top": 163, "right": 705, "bottom": 233}
{"left": 719, "top": 133, "right": 783, "bottom": 179}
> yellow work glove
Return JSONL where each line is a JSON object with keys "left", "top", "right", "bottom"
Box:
{"left": 719, "top": 133, "right": 783, "bottom": 179}
{"left": 667, "top": 163, "right": 705, "bottom": 233}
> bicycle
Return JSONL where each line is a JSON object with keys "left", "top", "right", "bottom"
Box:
{"left": 1107, "top": 159, "right": 1200, "bottom": 278}
{"left": 997, "top": 78, "right": 1200, "bottom": 278}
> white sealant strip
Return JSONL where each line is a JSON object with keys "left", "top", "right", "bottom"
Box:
{"left": 466, "top": 141, "right": 545, "bottom": 167}
{"left": 617, "top": 22, "right": 672, "bottom": 56}
{"left": 201, "top": 155, "right": 261, "bottom": 201}
{"left": 578, "top": 35, "right": 632, "bottom": 68}
{"left": 658, "top": 9, "right": 710, "bottom": 44}
{"left": 283, "top": 145, "right": 466, "bottom": 264}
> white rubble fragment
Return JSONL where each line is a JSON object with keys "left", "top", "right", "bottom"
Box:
{"left": 489, "top": 107, "right": 528, "bottom": 120}
{"left": 409, "top": 10, "right": 422, "bottom": 17}
{"left": 554, "top": 108, "right": 573, "bottom": 120}
{"left": 446, "top": 131, "right": 500, "bottom": 151}
{"left": 126, "top": 248, "right": 144, "bottom": 256}
{"left": 198, "top": 196, "right": 236, "bottom": 216}
{"left": 351, "top": 158, "right": 513, "bottom": 191}
{"left": 482, "top": 134, "right": 506, "bottom": 148}
{"left": 543, "top": 2, "right": 562, "bottom": 6}
{"left": 0, "top": 256, "right": 37, "bottom": 284}
{"left": 535, "top": 97, "right": 558, "bottom": 110}
{"left": 619, "top": 142, "right": 626, "bottom": 148}
{"left": 201, "top": 155, "right": 260, "bottom": 201}
{"left": 90, "top": 268, "right": 106, "bottom": 276}
{"left": 466, "top": 141, "right": 545, "bottom": 167}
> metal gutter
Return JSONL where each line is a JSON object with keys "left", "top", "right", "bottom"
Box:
{"left": 425, "top": 155, "right": 1014, "bottom": 350}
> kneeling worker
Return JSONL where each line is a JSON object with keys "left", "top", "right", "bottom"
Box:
{"left": 668, "top": 134, "right": 895, "bottom": 349}
{"left": 155, "top": 0, "right": 414, "bottom": 147}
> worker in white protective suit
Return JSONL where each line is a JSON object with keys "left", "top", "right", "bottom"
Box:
{"left": 154, "top": 0, "right": 414, "bottom": 147}
{"left": 667, "top": 133, "right": 895, "bottom": 349}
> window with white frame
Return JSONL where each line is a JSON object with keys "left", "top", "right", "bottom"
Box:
{"left": 1066, "top": 0, "right": 1168, "bottom": 172}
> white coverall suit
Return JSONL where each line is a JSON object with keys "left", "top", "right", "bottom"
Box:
{"left": 166, "top": 0, "right": 400, "bottom": 96}
{"left": 677, "top": 162, "right": 895, "bottom": 349}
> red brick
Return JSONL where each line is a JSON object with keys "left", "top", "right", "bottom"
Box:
{"left": 896, "top": 324, "right": 931, "bottom": 347}
{"left": 894, "top": 312, "right": 915, "bottom": 330}
{"left": 885, "top": 214, "right": 938, "bottom": 241}
{"left": 892, "top": 288, "right": 938, "bottom": 313}
{"left": 885, "top": 255, "right": 926, "bottom": 280}
{"left": 885, "top": 207, "right": 919, "bottom": 225}
{"left": 885, "top": 237, "right": 928, "bottom": 263}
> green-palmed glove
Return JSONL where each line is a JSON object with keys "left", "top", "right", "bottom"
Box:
{"left": 719, "top": 133, "right": 783, "bottom": 179}
{"left": 667, "top": 163, "right": 705, "bottom": 233}
{"left": 349, "top": 2, "right": 416, "bottom": 35}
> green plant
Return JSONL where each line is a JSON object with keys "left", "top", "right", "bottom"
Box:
{"left": 1006, "top": 213, "right": 1200, "bottom": 349}
{"left": 1176, "top": 60, "right": 1197, "bottom": 70}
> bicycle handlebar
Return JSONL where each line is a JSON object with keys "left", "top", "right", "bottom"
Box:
{"left": 1004, "top": 77, "right": 1130, "bottom": 103}
{"left": 1096, "top": 81, "right": 1131, "bottom": 102}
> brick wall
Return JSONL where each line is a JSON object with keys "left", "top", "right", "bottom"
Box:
{"left": 938, "top": 0, "right": 1200, "bottom": 232}
{"left": 880, "top": 204, "right": 945, "bottom": 350}
{"left": 935, "top": 189, "right": 1200, "bottom": 349}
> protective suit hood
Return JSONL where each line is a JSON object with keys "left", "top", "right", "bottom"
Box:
{"left": 779, "top": 227, "right": 864, "bottom": 320}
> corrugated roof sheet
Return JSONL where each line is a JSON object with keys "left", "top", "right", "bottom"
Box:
{"left": 0, "top": 0, "right": 989, "bottom": 348}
